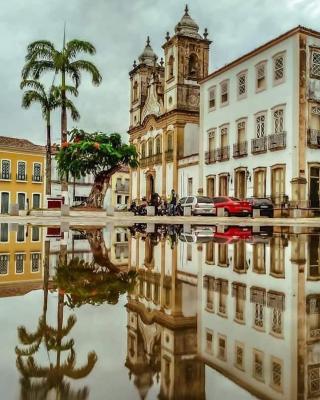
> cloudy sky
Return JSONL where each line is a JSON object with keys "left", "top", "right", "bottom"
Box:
{"left": 1, "top": 0, "right": 320, "bottom": 145}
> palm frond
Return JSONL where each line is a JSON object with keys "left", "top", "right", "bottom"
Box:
{"left": 22, "top": 60, "right": 56, "bottom": 80}
{"left": 26, "top": 40, "right": 56, "bottom": 61}
{"left": 65, "top": 40, "right": 96, "bottom": 59}
{"left": 65, "top": 99, "right": 80, "bottom": 121}
{"left": 20, "top": 79, "right": 46, "bottom": 96}
{"left": 68, "top": 60, "right": 102, "bottom": 86}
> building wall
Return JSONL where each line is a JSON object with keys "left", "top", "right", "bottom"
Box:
{"left": 0, "top": 149, "right": 45, "bottom": 211}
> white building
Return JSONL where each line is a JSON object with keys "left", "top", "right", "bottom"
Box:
{"left": 199, "top": 26, "right": 320, "bottom": 213}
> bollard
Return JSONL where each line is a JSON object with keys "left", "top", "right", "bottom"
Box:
{"left": 146, "top": 206, "right": 155, "bottom": 216}
{"left": 146, "top": 223, "right": 155, "bottom": 233}
{"left": 61, "top": 204, "right": 70, "bottom": 216}
{"left": 252, "top": 209, "right": 261, "bottom": 218}
{"left": 183, "top": 206, "right": 192, "bottom": 216}
{"left": 10, "top": 204, "right": 19, "bottom": 216}
{"left": 60, "top": 221, "right": 70, "bottom": 233}
{"left": 183, "top": 224, "right": 191, "bottom": 233}
{"left": 106, "top": 206, "right": 114, "bottom": 216}
{"left": 217, "top": 225, "right": 225, "bottom": 233}
{"left": 217, "top": 207, "right": 225, "bottom": 217}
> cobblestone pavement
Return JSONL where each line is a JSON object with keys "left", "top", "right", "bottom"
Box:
{"left": 0, "top": 211, "right": 319, "bottom": 226}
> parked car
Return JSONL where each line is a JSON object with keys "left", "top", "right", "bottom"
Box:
{"left": 179, "top": 196, "right": 216, "bottom": 216}
{"left": 212, "top": 196, "right": 252, "bottom": 217}
{"left": 246, "top": 197, "right": 274, "bottom": 217}
{"left": 179, "top": 226, "right": 216, "bottom": 243}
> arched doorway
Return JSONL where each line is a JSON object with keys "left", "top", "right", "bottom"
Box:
{"left": 146, "top": 173, "right": 155, "bottom": 201}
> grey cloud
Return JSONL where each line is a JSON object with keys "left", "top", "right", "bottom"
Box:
{"left": 0, "top": 0, "right": 319, "bottom": 144}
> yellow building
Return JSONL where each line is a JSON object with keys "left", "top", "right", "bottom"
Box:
{"left": 106, "top": 166, "right": 130, "bottom": 210}
{"left": 0, "top": 223, "right": 43, "bottom": 291}
{"left": 0, "top": 136, "right": 45, "bottom": 214}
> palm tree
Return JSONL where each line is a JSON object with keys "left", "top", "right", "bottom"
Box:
{"left": 21, "top": 80, "right": 80, "bottom": 195}
{"left": 21, "top": 38, "right": 102, "bottom": 194}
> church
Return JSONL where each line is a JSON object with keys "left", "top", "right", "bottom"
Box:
{"left": 128, "top": 6, "right": 211, "bottom": 201}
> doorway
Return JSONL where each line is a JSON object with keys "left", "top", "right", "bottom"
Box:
{"left": 146, "top": 174, "right": 155, "bottom": 201}
{"left": 310, "top": 166, "right": 320, "bottom": 208}
{"left": 18, "top": 193, "right": 26, "bottom": 210}
{"left": 1, "top": 192, "right": 9, "bottom": 214}
{"left": 253, "top": 169, "right": 266, "bottom": 197}
{"left": 33, "top": 194, "right": 41, "bottom": 209}
{"left": 219, "top": 175, "right": 228, "bottom": 196}
{"left": 235, "top": 170, "right": 246, "bottom": 199}
{"left": 207, "top": 176, "right": 215, "bottom": 198}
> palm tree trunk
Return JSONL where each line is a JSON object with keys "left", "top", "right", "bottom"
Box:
{"left": 46, "top": 114, "right": 52, "bottom": 196}
{"left": 61, "top": 69, "right": 68, "bottom": 198}
{"left": 85, "top": 166, "right": 121, "bottom": 208}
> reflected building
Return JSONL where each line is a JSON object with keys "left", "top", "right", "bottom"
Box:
{"left": 198, "top": 226, "right": 320, "bottom": 399}
{"left": 126, "top": 226, "right": 205, "bottom": 399}
{"left": 0, "top": 223, "right": 43, "bottom": 296}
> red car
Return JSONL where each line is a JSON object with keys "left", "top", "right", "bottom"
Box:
{"left": 213, "top": 226, "right": 252, "bottom": 244}
{"left": 212, "top": 196, "right": 252, "bottom": 217}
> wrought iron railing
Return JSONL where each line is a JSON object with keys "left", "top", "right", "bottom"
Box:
{"left": 251, "top": 136, "right": 267, "bottom": 154}
{"left": 154, "top": 153, "right": 162, "bottom": 164}
{"left": 215, "top": 146, "right": 230, "bottom": 161}
{"left": 308, "top": 128, "right": 320, "bottom": 148}
{"left": 268, "top": 131, "right": 286, "bottom": 150}
{"left": 165, "top": 149, "right": 173, "bottom": 162}
{"left": 16, "top": 174, "right": 27, "bottom": 181}
{"left": 32, "top": 175, "right": 43, "bottom": 182}
{"left": 205, "top": 150, "right": 216, "bottom": 164}
{"left": 0, "top": 172, "right": 11, "bottom": 180}
{"left": 233, "top": 141, "right": 248, "bottom": 158}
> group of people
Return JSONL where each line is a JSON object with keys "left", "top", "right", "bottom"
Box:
{"left": 129, "top": 189, "right": 180, "bottom": 216}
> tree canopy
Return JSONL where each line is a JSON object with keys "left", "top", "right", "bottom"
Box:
{"left": 56, "top": 128, "right": 138, "bottom": 179}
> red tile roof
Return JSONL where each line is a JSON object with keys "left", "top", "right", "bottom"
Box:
{"left": 0, "top": 135, "right": 45, "bottom": 153}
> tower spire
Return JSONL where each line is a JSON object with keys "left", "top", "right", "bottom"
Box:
{"left": 184, "top": 4, "right": 189, "bottom": 15}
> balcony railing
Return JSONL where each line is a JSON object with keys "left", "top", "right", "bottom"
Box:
{"left": 154, "top": 153, "right": 162, "bottom": 164}
{"left": 32, "top": 175, "right": 43, "bottom": 182}
{"left": 0, "top": 173, "right": 11, "bottom": 180}
{"left": 115, "top": 183, "right": 129, "bottom": 193}
{"left": 310, "top": 328, "right": 320, "bottom": 339}
{"left": 205, "top": 150, "right": 216, "bottom": 164}
{"left": 145, "top": 155, "right": 154, "bottom": 166}
{"left": 233, "top": 141, "right": 248, "bottom": 158}
{"left": 165, "top": 149, "right": 173, "bottom": 162}
{"left": 251, "top": 136, "right": 267, "bottom": 154}
{"left": 215, "top": 146, "right": 230, "bottom": 161}
{"left": 16, "top": 174, "right": 27, "bottom": 181}
{"left": 308, "top": 128, "right": 320, "bottom": 148}
{"left": 268, "top": 131, "right": 286, "bottom": 150}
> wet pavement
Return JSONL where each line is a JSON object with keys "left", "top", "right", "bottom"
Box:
{"left": 0, "top": 222, "right": 319, "bottom": 399}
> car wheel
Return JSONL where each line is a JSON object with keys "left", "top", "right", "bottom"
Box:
{"left": 224, "top": 209, "right": 229, "bottom": 217}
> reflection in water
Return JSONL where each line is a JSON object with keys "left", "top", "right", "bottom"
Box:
{"left": 1, "top": 222, "right": 320, "bottom": 398}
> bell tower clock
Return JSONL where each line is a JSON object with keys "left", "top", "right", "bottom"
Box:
{"left": 162, "top": 5, "right": 211, "bottom": 113}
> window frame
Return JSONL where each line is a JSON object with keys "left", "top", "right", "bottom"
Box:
{"left": 220, "top": 80, "right": 229, "bottom": 107}
{"left": 255, "top": 60, "right": 267, "bottom": 92}
{"left": 16, "top": 160, "right": 27, "bottom": 181}
{"left": 0, "top": 253, "right": 9, "bottom": 276}
{"left": 273, "top": 51, "right": 286, "bottom": 86}
{"left": 272, "top": 105, "right": 286, "bottom": 134}
{"left": 1, "top": 159, "right": 11, "bottom": 180}
{"left": 208, "top": 85, "right": 216, "bottom": 111}
{"left": 32, "top": 162, "right": 42, "bottom": 182}
{"left": 255, "top": 111, "right": 267, "bottom": 138}
{"left": 237, "top": 70, "right": 248, "bottom": 100}
{"left": 310, "top": 48, "right": 320, "bottom": 79}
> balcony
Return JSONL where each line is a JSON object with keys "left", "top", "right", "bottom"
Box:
{"left": 205, "top": 150, "right": 216, "bottom": 164}
{"left": 32, "top": 175, "right": 43, "bottom": 182}
{"left": 145, "top": 155, "right": 154, "bottom": 166}
{"left": 308, "top": 128, "right": 320, "bottom": 148}
{"left": 251, "top": 136, "right": 267, "bottom": 154}
{"left": 233, "top": 141, "right": 248, "bottom": 158}
{"left": 165, "top": 149, "right": 173, "bottom": 162}
{"left": 215, "top": 146, "right": 230, "bottom": 161}
{"left": 0, "top": 173, "right": 11, "bottom": 180}
{"left": 139, "top": 157, "right": 147, "bottom": 168}
{"left": 310, "top": 328, "right": 320, "bottom": 339}
{"left": 115, "top": 183, "right": 129, "bottom": 193}
{"left": 16, "top": 174, "right": 27, "bottom": 181}
{"left": 268, "top": 132, "right": 286, "bottom": 150}
{"left": 154, "top": 153, "right": 162, "bottom": 164}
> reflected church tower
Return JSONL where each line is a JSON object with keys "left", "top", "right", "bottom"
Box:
{"left": 126, "top": 226, "right": 205, "bottom": 399}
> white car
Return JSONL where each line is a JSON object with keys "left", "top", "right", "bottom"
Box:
{"left": 179, "top": 196, "right": 216, "bottom": 216}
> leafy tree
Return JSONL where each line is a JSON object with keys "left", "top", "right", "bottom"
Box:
{"left": 20, "top": 80, "right": 79, "bottom": 195}
{"left": 22, "top": 37, "right": 102, "bottom": 192}
{"left": 56, "top": 129, "right": 138, "bottom": 208}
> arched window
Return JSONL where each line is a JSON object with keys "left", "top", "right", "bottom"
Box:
{"left": 155, "top": 136, "right": 161, "bottom": 154}
{"left": 188, "top": 53, "right": 198, "bottom": 79}
{"left": 141, "top": 142, "right": 146, "bottom": 158}
{"left": 148, "top": 139, "right": 153, "bottom": 157}
{"left": 133, "top": 81, "right": 138, "bottom": 102}
{"left": 168, "top": 55, "right": 174, "bottom": 79}
{"left": 167, "top": 132, "right": 173, "bottom": 151}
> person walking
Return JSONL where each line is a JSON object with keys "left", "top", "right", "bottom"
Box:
{"left": 169, "top": 189, "right": 177, "bottom": 216}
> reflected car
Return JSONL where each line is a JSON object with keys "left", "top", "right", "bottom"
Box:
{"left": 212, "top": 226, "right": 252, "bottom": 244}
{"left": 246, "top": 197, "right": 274, "bottom": 218}
{"left": 179, "top": 196, "right": 216, "bottom": 216}
{"left": 179, "top": 226, "right": 216, "bottom": 243}
{"left": 212, "top": 196, "right": 252, "bottom": 217}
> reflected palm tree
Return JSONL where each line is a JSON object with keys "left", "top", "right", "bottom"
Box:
{"left": 15, "top": 241, "right": 97, "bottom": 399}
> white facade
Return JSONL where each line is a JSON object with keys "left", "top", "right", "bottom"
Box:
{"left": 199, "top": 27, "right": 320, "bottom": 211}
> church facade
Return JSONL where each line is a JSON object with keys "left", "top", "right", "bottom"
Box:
{"left": 128, "top": 6, "right": 211, "bottom": 201}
